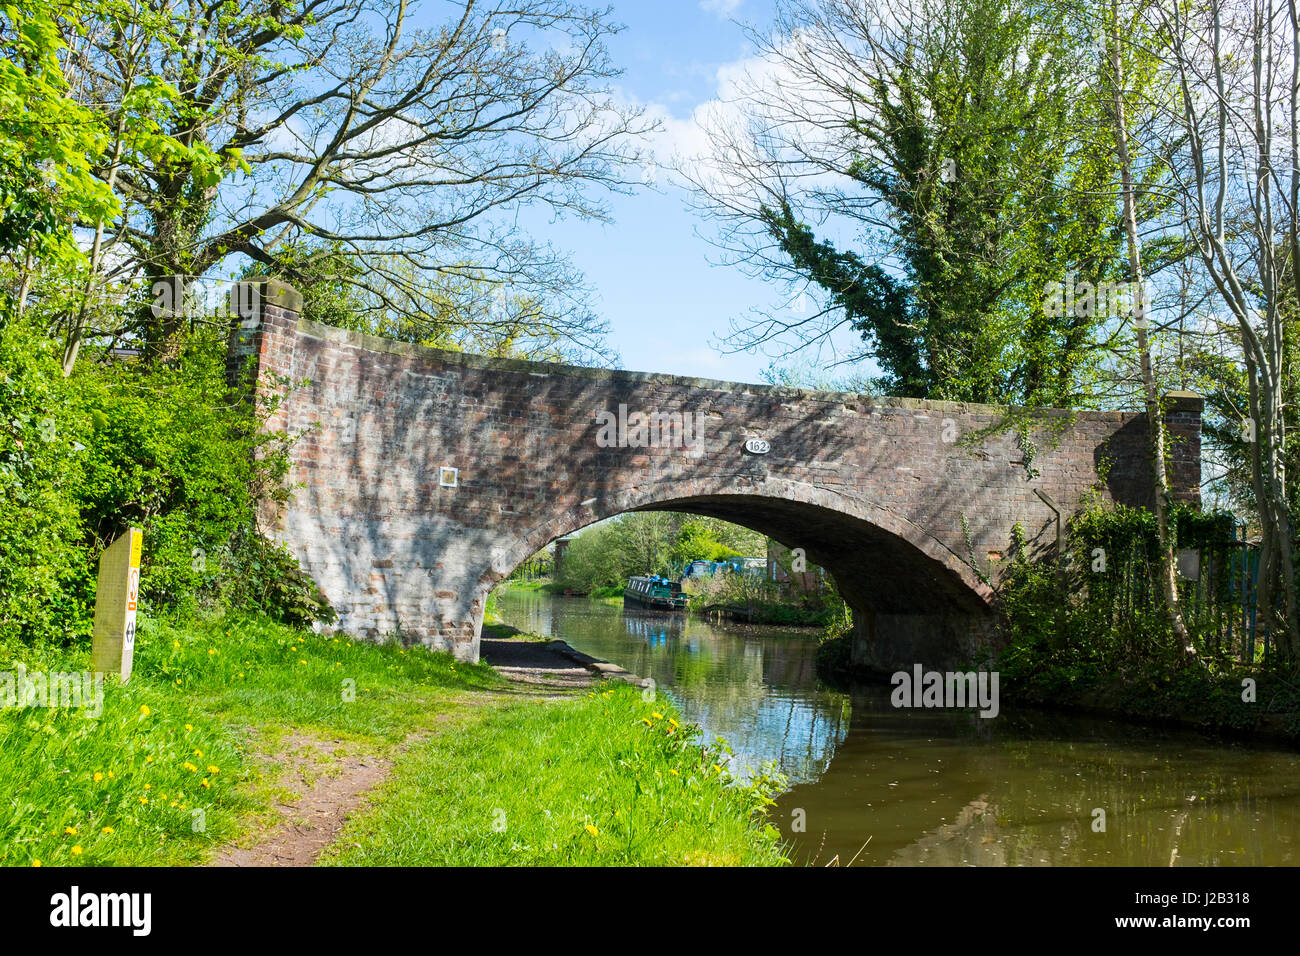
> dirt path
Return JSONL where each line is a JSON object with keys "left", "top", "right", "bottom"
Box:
{"left": 210, "top": 732, "right": 395, "bottom": 867}
{"left": 208, "top": 633, "right": 641, "bottom": 867}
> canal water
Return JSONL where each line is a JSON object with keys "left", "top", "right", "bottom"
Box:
{"left": 496, "top": 589, "right": 1300, "bottom": 866}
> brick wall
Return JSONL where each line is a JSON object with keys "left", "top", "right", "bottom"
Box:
{"left": 229, "top": 281, "right": 1201, "bottom": 667}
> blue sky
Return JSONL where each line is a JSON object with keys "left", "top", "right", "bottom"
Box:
{"left": 526, "top": 0, "right": 864, "bottom": 384}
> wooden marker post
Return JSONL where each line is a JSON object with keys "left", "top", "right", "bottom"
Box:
{"left": 91, "top": 528, "right": 143, "bottom": 683}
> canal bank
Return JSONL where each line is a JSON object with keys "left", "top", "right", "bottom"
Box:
{"left": 496, "top": 587, "right": 1300, "bottom": 866}
{"left": 0, "top": 611, "right": 787, "bottom": 868}
{"left": 818, "top": 638, "right": 1300, "bottom": 749}
{"left": 319, "top": 628, "right": 788, "bottom": 866}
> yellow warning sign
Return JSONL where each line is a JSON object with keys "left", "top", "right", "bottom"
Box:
{"left": 91, "top": 528, "right": 143, "bottom": 683}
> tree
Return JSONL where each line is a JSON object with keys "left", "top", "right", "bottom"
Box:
{"left": 1148, "top": 0, "right": 1300, "bottom": 657}
{"left": 240, "top": 238, "right": 612, "bottom": 362}
{"left": 680, "top": 0, "right": 1125, "bottom": 406}
{"left": 0, "top": 0, "right": 116, "bottom": 318}
{"left": 608, "top": 512, "right": 675, "bottom": 578}
{"left": 51, "top": 0, "right": 231, "bottom": 373}
{"left": 669, "top": 519, "right": 742, "bottom": 568}
{"left": 65, "top": 0, "right": 651, "bottom": 364}
{"left": 1100, "top": 0, "right": 1191, "bottom": 651}
{"left": 554, "top": 513, "right": 765, "bottom": 592}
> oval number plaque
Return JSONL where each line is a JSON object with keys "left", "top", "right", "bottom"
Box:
{"left": 744, "top": 437, "right": 772, "bottom": 455}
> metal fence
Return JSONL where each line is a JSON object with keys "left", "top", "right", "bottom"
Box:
{"left": 1177, "top": 524, "right": 1263, "bottom": 663}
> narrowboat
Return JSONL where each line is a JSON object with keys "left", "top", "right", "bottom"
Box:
{"left": 623, "top": 575, "right": 689, "bottom": 612}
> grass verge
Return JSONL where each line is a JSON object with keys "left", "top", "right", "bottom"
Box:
{"left": 3, "top": 614, "right": 790, "bottom": 867}
{"left": 0, "top": 613, "right": 500, "bottom": 867}
{"left": 321, "top": 682, "right": 789, "bottom": 866}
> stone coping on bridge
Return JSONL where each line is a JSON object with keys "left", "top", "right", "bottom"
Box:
{"left": 290, "top": 314, "right": 1201, "bottom": 423}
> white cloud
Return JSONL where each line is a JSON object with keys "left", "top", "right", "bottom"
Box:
{"left": 631, "top": 32, "right": 857, "bottom": 211}
{"left": 700, "top": 0, "right": 743, "bottom": 17}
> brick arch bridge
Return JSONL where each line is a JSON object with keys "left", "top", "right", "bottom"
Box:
{"left": 228, "top": 281, "right": 1201, "bottom": 671}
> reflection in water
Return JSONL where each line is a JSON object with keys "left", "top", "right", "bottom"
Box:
{"left": 497, "top": 590, "right": 1300, "bottom": 866}
{"left": 498, "top": 590, "right": 849, "bottom": 785}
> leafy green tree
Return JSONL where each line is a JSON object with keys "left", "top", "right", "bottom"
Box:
{"left": 0, "top": 1, "right": 115, "bottom": 309}
{"left": 683, "top": 0, "right": 1125, "bottom": 406}
{"left": 554, "top": 513, "right": 767, "bottom": 593}
{"left": 669, "top": 520, "right": 742, "bottom": 568}
{"left": 67, "top": 0, "right": 648, "bottom": 363}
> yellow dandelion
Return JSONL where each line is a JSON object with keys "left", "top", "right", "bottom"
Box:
{"left": 238, "top": 673, "right": 245, "bottom": 678}
{"left": 71, "top": 846, "right": 82, "bottom": 856}
{"left": 145, "top": 755, "right": 153, "bottom": 763}
{"left": 172, "top": 641, "right": 180, "bottom": 649}
{"left": 299, "top": 659, "right": 307, "bottom": 665}
{"left": 192, "top": 749, "right": 202, "bottom": 757}
{"left": 183, "top": 762, "right": 198, "bottom": 772}
{"left": 107, "top": 771, "right": 115, "bottom": 779}
{"left": 32, "top": 860, "right": 40, "bottom": 867}
{"left": 201, "top": 778, "right": 210, "bottom": 789}
{"left": 93, "top": 772, "right": 103, "bottom": 782}
{"left": 584, "top": 824, "right": 599, "bottom": 837}
{"left": 143, "top": 784, "right": 151, "bottom": 790}
{"left": 64, "top": 826, "right": 77, "bottom": 835}
{"left": 184, "top": 724, "right": 193, "bottom": 731}
{"left": 207, "top": 649, "right": 216, "bottom": 656}
{"left": 101, "top": 827, "right": 114, "bottom": 835}
{"left": 207, "top": 765, "right": 219, "bottom": 774}
{"left": 138, "top": 796, "right": 148, "bottom": 804}
{"left": 651, "top": 712, "right": 664, "bottom": 720}
{"left": 139, "top": 705, "right": 151, "bottom": 716}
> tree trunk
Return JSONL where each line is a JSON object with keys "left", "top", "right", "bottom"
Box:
{"left": 1110, "top": 0, "right": 1192, "bottom": 655}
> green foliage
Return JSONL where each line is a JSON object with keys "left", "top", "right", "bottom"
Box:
{"left": 686, "top": 571, "right": 844, "bottom": 627}
{"left": 815, "top": 599, "right": 854, "bottom": 676}
{"left": 992, "top": 502, "right": 1297, "bottom": 734}
{"left": 70, "top": 335, "right": 268, "bottom": 615}
{"left": 0, "top": 320, "right": 334, "bottom": 646}
{"left": 0, "top": 0, "right": 116, "bottom": 265}
{"left": 214, "top": 528, "right": 337, "bottom": 629}
{"left": 555, "top": 513, "right": 764, "bottom": 594}
{"left": 0, "top": 318, "right": 91, "bottom": 643}
{"left": 669, "top": 519, "right": 743, "bottom": 567}
{"left": 756, "top": 0, "right": 1124, "bottom": 406}
{"left": 239, "top": 242, "right": 371, "bottom": 334}
{"left": 554, "top": 521, "right": 634, "bottom": 593}
{"left": 999, "top": 503, "right": 1240, "bottom": 678}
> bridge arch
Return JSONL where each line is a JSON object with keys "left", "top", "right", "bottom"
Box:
{"left": 483, "top": 477, "right": 991, "bottom": 604}
{"left": 476, "top": 477, "right": 1001, "bottom": 672}
{"left": 229, "top": 281, "right": 1201, "bottom": 671}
